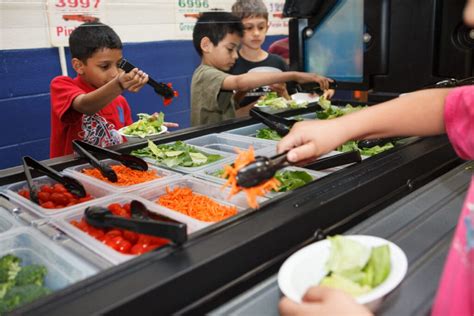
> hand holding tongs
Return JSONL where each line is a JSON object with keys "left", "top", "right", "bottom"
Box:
{"left": 85, "top": 200, "right": 187, "bottom": 245}
{"left": 250, "top": 108, "right": 299, "bottom": 137}
{"left": 236, "top": 150, "right": 362, "bottom": 188}
{"left": 22, "top": 156, "right": 86, "bottom": 204}
{"left": 296, "top": 80, "right": 338, "bottom": 95}
{"left": 118, "top": 59, "right": 177, "bottom": 100}
{"left": 72, "top": 140, "right": 148, "bottom": 183}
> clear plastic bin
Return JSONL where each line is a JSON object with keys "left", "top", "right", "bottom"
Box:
{"left": 63, "top": 159, "right": 181, "bottom": 193}
{"left": 222, "top": 123, "right": 268, "bottom": 138}
{"left": 4, "top": 175, "right": 114, "bottom": 218}
{"left": 53, "top": 194, "right": 194, "bottom": 265}
{"left": 0, "top": 205, "right": 22, "bottom": 234}
{"left": 184, "top": 133, "right": 274, "bottom": 155}
{"left": 136, "top": 176, "right": 265, "bottom": 230}
{"left": 0, "top": 227, "right": 98, "bottom": 291}
{"left": 139, "top": 144, "right": 234, "bottom": 174}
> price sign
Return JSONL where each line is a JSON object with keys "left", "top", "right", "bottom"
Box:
{"left": 46, "top": 0, "right": 107, "bottom": 47}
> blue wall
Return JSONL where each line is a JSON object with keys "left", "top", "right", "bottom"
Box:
{"left": 0, "top": 36, "right": 284, "bottom": 170}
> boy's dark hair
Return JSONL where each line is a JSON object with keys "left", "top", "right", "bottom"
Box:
{"left": 231, "top": 0, "right": 269, "bottom": 20}
{"left": 69, "top": 22, "right": 122, "bottom": 62}
{"left": 192, "top": 12, "right": 244, "bottom": 56}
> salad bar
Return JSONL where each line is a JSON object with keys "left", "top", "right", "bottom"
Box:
{"left": 0, "top": 101, "right": 462, "bottom": 315}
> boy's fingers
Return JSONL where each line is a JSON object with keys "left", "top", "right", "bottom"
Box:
{"left": 287, "top": 142, "right": 318, "bottom": 163}
{"left": 163, "top": 122, "right": 179, "bottom": 128}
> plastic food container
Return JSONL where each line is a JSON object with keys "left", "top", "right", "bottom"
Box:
{"left": 222, "top": 123, "right": 268, "bottom": 138}
{"left": 0, "top": 227, "right": 98, "bottom": 291}
{"left": 0, "top": 205, "right": 22, "bottom": 234}
{"left": 136, "top": 176, "right": 264, "bottom": 230}
{"left": 140, "top": 144, "right": 234, "bottom": 174}
{"left": 52, "top": 194, "right": 194, "bottom": 265}
{"left": 195, "top": 164, "right": 329, "bottom": 197}
{"left": 184, "top": 133, "right": 274, "bottom": 156}
{"left": 63, "top": 159, "right": 181, "bottom": 193}
{"left": 4, "top": 175, "right": 114, "bottom": 218}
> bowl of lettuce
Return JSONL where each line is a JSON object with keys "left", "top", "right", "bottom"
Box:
{"left": 119, "top": 112, "right": 167, "bottom": 139}
{"left": 278, "top": 235, "right": 407, "bottom": 312}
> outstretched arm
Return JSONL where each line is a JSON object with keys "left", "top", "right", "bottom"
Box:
{"left": 277, "top": 88, "right": 452, "bottom": 162}
{"left": 72, "top": 68, "right": 148, "bottom": 115}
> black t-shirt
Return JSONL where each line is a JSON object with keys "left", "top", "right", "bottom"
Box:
{"left": 230, "top": 53, "right": 290, "bottom": 108}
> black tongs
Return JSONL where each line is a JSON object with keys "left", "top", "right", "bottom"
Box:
{"left": 236, "top": 150, "right": 361, "bottom": 188}
{"left": 118, "top": 59, "right": 176, "bottom": 100}
{"left": 72, "top": 140, "right": 148, "bottom": 183}
{"left": 22, "top": 156, "right": 86, "bottom": 204}
{"left": 358, "top": 137, "right": 402, "bottom": 148}
{"left": 85, "top": 200, "right": 187, "bottom": 245}
{"left": 250, "top": 108, "right": 298, "bottom": 137}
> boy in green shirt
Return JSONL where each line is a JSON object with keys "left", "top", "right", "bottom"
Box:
{"left": 191, "top": 12, "right": 332, "bottom": 126}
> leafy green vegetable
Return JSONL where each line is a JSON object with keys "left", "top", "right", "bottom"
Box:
{"left": 256, "top": 128, "right": 282, "bottom": 141}
{"left": 0, "top": 284, "right": 51, "bottom": 314}
{"left": 274, "top": 170, "right": 314, "bottom": 192}
{"left": 15, "top": 265, "right": 47, "bottom": 287}
{"left": 210, "top": 169, "right": 226, "bottom": 178}
{"left": 0, "top": 255, "right": 21, "bottom": 284}
{"left": 132, "top": 140, "right": 223, "bottom": 168}
{"left": 257, "top": 92, "right": 307, "bottom": 109}
{"left": 121, "top": 112, "right": 165, "bottom": 138}
{"left": 320, "top": 236, "right": 391, "bottom": 297}
{"left": 316, "top": 96, "right": 365, "bottom": 120}
{"left": 337, "top": 141, "right": 395, "bottom": 156}
{"left": 0, "top": 255, "right": 50, "bottom": 313}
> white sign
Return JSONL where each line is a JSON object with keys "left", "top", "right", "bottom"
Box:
{"left": 174, "top": 0, "right": 288, "bottom": 39}
{"left": 46, "top": 0, "right": 107, "bottom": 47}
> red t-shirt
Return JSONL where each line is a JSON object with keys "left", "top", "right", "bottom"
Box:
{"left": 49, "top": 76, "right": 133, "bottom": 158}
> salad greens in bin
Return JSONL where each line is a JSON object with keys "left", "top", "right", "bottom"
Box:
{"left": 338, "top": 140, "right": 395, "bottom": 157}
{"left": 320, "top": 236, "right": 391, "bottom": 297}
{"left": 132, "top": 140, "right": 223, "bottom": 168}
{"left": 0, "top": 254, "right": 51, "bottom": 313}
{"left": 210, "top": 168, "right": 314, "bottom": 193}
{"left": 316, "top": 96, "right": 366, "bottom": 120}
{"left": 256, "top": 128, "right": 282, "bottom": 141}
{"left": 121, "top": 112, "right": 165, "bottom": 138}
{"left": 257, "top": 92, "right": 308, "bottom": 109}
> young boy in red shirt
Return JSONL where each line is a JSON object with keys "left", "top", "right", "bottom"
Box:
{"left": 49, "top": 22, "right": 149, "bottom": 158}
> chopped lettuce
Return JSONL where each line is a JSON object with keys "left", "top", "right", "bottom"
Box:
{"left": 320, "top": 236, "right": 391, "bottom": 297}
{"left": 132, "top": 140, "right": 223, "bottom": 168}
{"left": 316, "top": 97, "right": 365, "bottom": 120}
{"left": 337, "top": 140, "right": 395, "bottom": 156}
{"left": 121, "top": 112, "right": 165, "bottom": 138}
{"left": 257, "top": 92, "right": 308, "bottom": 109}
{"left": 256, "top": 128, "right": 282, "bottom": 141}
{"left": 274, "top": 170, "right": 314, "bottom": 192}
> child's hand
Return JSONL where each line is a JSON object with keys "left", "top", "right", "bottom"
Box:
{"left": 322, "top": 89, "right": 335, "bottom": 99}
{"left": 277, "top": 119, "right": 347, "bottom": 163}
{"left": 294, "top": 72, "right": 333, "bottom": 91}
{"left": 279, "top": 286, "right": 372, "bottom": 316}
{"left": 163, "top": 122, "right": 179, "bottom": 128}
{"left": 118, "top": 68, "right": 149, "bottom": 92}
{"left": 269, "top": 83, "right": 291, "bottom": 100}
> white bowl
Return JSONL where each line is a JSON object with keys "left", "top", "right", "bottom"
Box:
{"left": 118, "top": 125, "right": 167, "bottom": 139}
{"left": 278, "top": 235, "right": 408, "bottom": 312}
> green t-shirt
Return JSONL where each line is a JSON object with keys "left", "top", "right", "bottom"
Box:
{"left": 191, "top": 64, "right": 236, "bottom": 126}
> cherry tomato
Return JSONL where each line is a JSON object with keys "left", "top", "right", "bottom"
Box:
{"left": 37, "top": 191, "right": 51, "bottom": 202}
{"left": 41, "top": 201, "right": 55, "bottom": 209}
{"left": 53, "top": 183, "right": 67, "bottom": 193}
{"left": 40, "top": 185, "right": 54, "bottom": 193}
{"left": 117, "top": 239, "right": 132, "bottom": 254}
{"left": 123, "top": 230, "right": 139, "bottom": 244}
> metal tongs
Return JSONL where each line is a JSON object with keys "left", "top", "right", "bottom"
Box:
{"left": 118, "top": 59, "right": 176, "bottom": 100}
{"left": 85, "top": 200, "right": 187, "bottom": 245}
{"left": 250, "top": 108, "right": 298, "bottom": 137}
{"left": 357, "top": 137, "right": 402, "bottom": 148}
{"left": 296, "top": 80, "right": 338, "bottom": 95}
{"left": 72, "top": 140, "right": 148, "bottom": 183}
{"left": 236, "top": 150, "right": 362, "bottom": 188}
{"left": 22, "top": 156, "right": 86, "bottom": 204}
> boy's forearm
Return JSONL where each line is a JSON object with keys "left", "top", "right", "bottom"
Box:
{"left": 339, "top": 88, "right": 451, "bottom": 141}
{"left": 224, "top": 71, "right": 297, "bottom": 91}
{"left": 72, "top": 78, "right": 123, "bottom": 115}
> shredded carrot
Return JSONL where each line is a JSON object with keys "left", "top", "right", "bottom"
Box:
{"left": 221, "top": 146, "right": 280, "bottom": 208}
{"left": 156, "top": 186, "right": 237, "bottom": 222}
{"left": 82, "top": 164, "right": 159, "bottom": 186}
